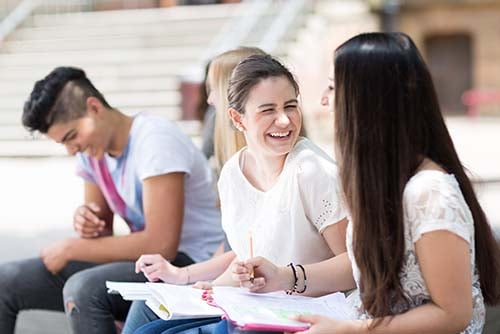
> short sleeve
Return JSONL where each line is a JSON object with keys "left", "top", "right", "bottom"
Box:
{"left": 297, "top": 154, "right": 347, "bottom": 233}
{"left": 134, "top": 130, "right": 194, "bottom": 181}
{"left": 404, "top": 173, "right": 472, "bottom": 245}
{"left": 75, "top": 153, "right": 96, "bottom": 183}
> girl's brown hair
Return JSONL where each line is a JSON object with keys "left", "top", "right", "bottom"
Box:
{"left": 208, "top": 47, "right": 266, "bottom": 171}
{"left": 334, "top": 32, "right": 500, "bottom": 321}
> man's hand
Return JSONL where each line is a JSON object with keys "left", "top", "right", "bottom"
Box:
{"left": 73, "top": 203, "right": 106, "bottom": 238}
{"left": 40, "top": 238, "right": 73, "bottom": 274}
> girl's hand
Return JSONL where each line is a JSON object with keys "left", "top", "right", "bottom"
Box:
{"left": 232, "top": 256, "right": 294, "bottom": 293}
{"left": 294, "top": 315, "right": 357, "bottom": 334}
{"left": 193, "top": 281, "right": 214, "bottom": 304}
{"left": 135, "top": 254, "right": 185, "bottom": 284}
{"left": 192, "top": 281, "right": 213, "bottom": 291}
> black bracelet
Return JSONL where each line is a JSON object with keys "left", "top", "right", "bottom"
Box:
{"left": 295, "top": 264, "right": 307, "bottom": 293}
{"left": 285, "top": 263, "right": 298, "bottom": 295}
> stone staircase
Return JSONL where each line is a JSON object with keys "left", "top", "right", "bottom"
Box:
{"left": 0, "top": 1, "right": 306, "bottom": 157}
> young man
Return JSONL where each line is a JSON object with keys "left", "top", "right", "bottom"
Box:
{"left": 0, "top": 67, "right": 224, "bottom": 334}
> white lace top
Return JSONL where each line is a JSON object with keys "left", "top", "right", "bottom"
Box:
{"left": 218, "top": 138, "right": 347, "bottom": 266}
{"left": 346, "top": 170, "right": 484, "bottom": 333}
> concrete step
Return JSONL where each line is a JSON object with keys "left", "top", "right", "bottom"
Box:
{"left": 0, "top": 77, "right": 178, "bottom": 95}
{"left": 2, "top": 33, "right": 215, "bottom": 53}
{"left": 0, "top": 60, "right": 199, "bottom": 80}
{"left": 0, "top": 44, "right": 202, "bottom": 61}
{"left": 29, "top": 3, "right": 242, "bottom": 27}
{"left": 11, "top": 18, "right": 227, "bottom": 41}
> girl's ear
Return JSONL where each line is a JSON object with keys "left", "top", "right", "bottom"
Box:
{"left": 227, "top": 107, "right": 246, "bottom": 131}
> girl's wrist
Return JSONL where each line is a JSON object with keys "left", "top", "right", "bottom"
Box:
{"left": 278, "top": 266, "right": 296, "bottom": 291}
{"left": 181, "top": 266, "right": 191, "bottom": 285}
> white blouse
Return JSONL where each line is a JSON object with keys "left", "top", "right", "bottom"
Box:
{"left": 346, "top": 170, "right": 484, "bottom": 333}
{"left": 218, "top": 138, "right": 347, "bottom": 266}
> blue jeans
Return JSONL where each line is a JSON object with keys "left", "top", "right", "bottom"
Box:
{"left": 133, "top": 317, "right": 221, "bottom": 334}
{"left": 123, "top": 300, "right": 161, "bottom": 334}
{"left": 0, "top": 253, "right": 192, "bottom": 334}
{"left": 213, "top": 320, "right": 279, "bottom": 334}
{"left": 0, "top": 258, "right": 144, "bottom": 334}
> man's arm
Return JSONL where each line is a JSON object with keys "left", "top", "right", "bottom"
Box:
{"left": 76, "top": 181, "right": 114, "bottom": 237}
{"left": 53, "top": 173, "right": 186, "bottom": 267}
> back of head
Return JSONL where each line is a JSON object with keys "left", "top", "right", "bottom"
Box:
{"left": 333, "top": 32, "right": 500, "bottom": 317}
{"left": 210, "top": 47, "right": 266, "bottom": 170}
{"left": 22, "top": 66, "right": 110, "bottom": 133}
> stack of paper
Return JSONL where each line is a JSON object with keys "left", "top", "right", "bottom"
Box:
{"left": 212, "top": 286, "right": 356, "bottom": 332}
{"left": 106, "top": 281, "right": 151, "bottom": 300}
{"left": 107, "top": 281, "right": 355, "bottom": 331}
{"left": 106, "top": 281, "right": 223, "bottom": 320}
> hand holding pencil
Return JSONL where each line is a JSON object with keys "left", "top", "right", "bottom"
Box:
{"left": 231, "top": 255, "right": 292, "bottom": 293}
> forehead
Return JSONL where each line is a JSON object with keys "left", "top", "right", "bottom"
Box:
{"left": 46, "top": 118, "right": 81, "bottom": 142}
{"left": 246, "top": 76, "right": 296, "bottom": 104}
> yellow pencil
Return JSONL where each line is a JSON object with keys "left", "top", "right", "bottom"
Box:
{"left": 248, "top": 231, "right": 254, "bottom": 282}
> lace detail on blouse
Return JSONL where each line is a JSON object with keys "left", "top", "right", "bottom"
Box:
{"left": 346, "top": 171, "right": 485, "bottom": 333}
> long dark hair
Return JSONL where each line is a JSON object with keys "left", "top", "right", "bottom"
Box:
{"left": 333, "top": 32, "right": 500, "bottom": 319}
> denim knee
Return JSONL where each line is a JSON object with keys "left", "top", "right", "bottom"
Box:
{"left": 63, "top": 269, "right": 102, "bottom": 315}
{"left": 0, "top": 261, "right": 23, "bottom": 309}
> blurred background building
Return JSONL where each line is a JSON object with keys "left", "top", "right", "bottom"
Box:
{"left": 0, "top": 0, "right": 498, "bottom": 333}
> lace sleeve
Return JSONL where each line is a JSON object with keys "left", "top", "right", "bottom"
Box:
{"left": 298, "top": 156, "right": 348, "bottom": 233}
{"left": 404, "top": 172, "right": 473, "bottom": 245}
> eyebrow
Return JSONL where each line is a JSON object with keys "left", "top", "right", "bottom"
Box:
{"left": 60, "top": 129, "right": 76, "bottom": 143}
{"left": 257, "top": 99, "right": 298, "bottom": 109}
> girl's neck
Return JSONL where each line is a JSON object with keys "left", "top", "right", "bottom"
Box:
{"left": 241, "top": 148, "right": 287, "bottom": 192}
{"left": 106, "top": 110, "right": 133, "bottom": 157}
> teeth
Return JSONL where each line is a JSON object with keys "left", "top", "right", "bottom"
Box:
{"left": 269, "top": 131, "right": 290, "bottom": 138}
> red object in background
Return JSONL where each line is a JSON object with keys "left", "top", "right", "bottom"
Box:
{"left": 180, "top": 80, "right": 202, "bottom": 120}
{"left": 462, "top": 89, "right": 500, "bottom": 117}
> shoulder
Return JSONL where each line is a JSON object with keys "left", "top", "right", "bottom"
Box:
{"left": 403, "top": 170, "right": 462, "bottom": 206}
{"left": 290, "top": 138, "right": 339, "bottom": 179}
{"left": 131, "top": 113, "right": 193, "bottom": 150}
{"left": 132, "top": 113, "right": 182, "bottom": 139}
{"left": 218, "top": 149, "right": 243, "bottom": 186}
{"left": 403, "top": 171, "right": 474, "bottom": 244}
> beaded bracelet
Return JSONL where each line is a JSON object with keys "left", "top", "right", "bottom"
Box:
{"left": 285, "top": 263, "right": 298, "bottom": 295}
{"left": 295, "top": 264, "right": 307, "bottom": 294}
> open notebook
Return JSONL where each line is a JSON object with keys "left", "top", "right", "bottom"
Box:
{"left": 212, "top": 286, "right": 356, "bottom": 332}
{"left": 106, "top": 281, "right": 223, "bottom": 320}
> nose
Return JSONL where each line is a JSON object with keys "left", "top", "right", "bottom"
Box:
{"left": 321, "top": 90, "right": 329, "bottom": 106}
{"left": 207, "top": 91, "right": 215, "bottom": 106}
{"left": 275, "top": 110, "right": 291, "bottom": 127}
{"left": 65, "top": 143, "right": 78, "bottom": 156}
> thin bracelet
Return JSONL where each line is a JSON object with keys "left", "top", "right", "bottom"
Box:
{"left": 185, "top": 266, "right": 191, "bottom": 285}
{"left": 285, "top": 263, "right": 298, "bottom": 295}
{"left": 295, "top": 264, "right": 307, "bottom": 294}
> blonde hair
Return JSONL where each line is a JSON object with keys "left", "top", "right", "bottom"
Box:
{"left": 208, "top": 47, "right": 266, "bottom": 172}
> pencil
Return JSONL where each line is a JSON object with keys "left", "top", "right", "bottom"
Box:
{"left": 248, "top": 231, "right": 254, "bottom": 282}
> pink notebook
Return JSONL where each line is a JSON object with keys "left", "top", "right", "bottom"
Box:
{"left": 211, "top": 287, "right": 355, "bottom": 332}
